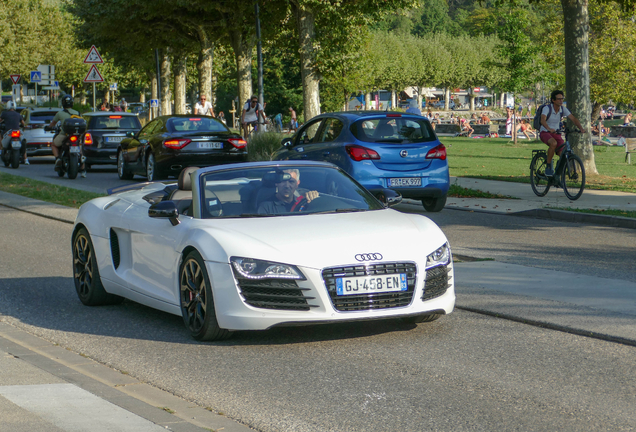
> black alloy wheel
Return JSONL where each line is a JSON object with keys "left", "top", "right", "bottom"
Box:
{"left": 179, "top": 250, "right": 232, "bottom": 341}
{"left": 73, "top": 227, "right": 123, "bottom": 306}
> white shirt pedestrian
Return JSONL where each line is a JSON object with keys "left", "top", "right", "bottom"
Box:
{"left": 194, "top": 96, "right": 214, "bottom": 117}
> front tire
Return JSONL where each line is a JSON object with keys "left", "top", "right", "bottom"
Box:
{"left": 68, "top": 154, "right": 79, "bottom": 179}
{"left": 10, "top": 148, "right": 20, "bottom": 169}
{"left": 117, "top": 150, "right": 134, "bottom": 180}
{"left": 179, "top": 250, "right": 232, "bottom": 341}
{"left": 73, "top": 227, "right": 123, "bottom": 306}
{"left": 422, "top": 194, "right": 447, "bottom": 212}
{"left": 562, "top": 154, "right": 585, "bottom": 200}
{"left": 530, "top": 153, "right": 550, "bottom": 197}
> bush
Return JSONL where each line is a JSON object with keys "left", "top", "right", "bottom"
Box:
{"left": 247, "top": 132, "right": 289, "bottom": 161}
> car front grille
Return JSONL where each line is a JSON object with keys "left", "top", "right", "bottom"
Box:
{"left": 322, "top": 262, "right": 417, "bottom": 312}
{"left": 236, "top": 277, "right": 317, "bottom": 311}
{"left": 422, "top": 265, "right": 451, "bottom": 300}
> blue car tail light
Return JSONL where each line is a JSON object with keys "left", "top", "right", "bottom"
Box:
{"left": 346, "top": 144, "right": 381, "bottom": 162}
{"left": 425, "top": 144, "right": 447, "bottom": 160}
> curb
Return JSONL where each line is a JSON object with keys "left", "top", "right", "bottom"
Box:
{"left": 512, "top": 208, "right": 636, "bottom": 229}
{"left": 0, "top": 322, "right": 254, "bottom": 432}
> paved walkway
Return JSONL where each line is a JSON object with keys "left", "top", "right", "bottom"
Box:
{"left": 1, "top": 180, "right": 635, "bottom": 430}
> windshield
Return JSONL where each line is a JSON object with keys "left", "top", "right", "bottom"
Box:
{"left": 167, "top": 117, "right": 228, "bottom": 133}
{"left": 199, "top": 165, "right": 384, "bottom": 218}
{"left": 88, "top": 115, "right": 141, "bottom": 129}
{"left": 351, "top": 117, "right": 437, "bottom": 143}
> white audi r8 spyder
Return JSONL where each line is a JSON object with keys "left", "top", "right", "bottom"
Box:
{"left": 72, "top": 161, "right": 455, "bottom": 341}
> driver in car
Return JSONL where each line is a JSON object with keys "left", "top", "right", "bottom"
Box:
{"left": 257, "top": 169, "right": 319, "bottom": 214}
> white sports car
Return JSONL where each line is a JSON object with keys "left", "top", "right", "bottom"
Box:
{"left": 72, "top": 161, "right": 455, "bottom": 340}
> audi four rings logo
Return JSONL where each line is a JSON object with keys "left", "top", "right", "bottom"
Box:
{"left": 400, "top": 150, "right": 408, "bottom": 157}
{"left": 355, "top": 253, "right": 383, "bottom": 261}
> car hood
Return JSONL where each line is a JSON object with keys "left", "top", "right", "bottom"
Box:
{"left": 188, "top": 209, "right": 448, "bottom": 269}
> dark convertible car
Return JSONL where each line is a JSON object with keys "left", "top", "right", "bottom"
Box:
{"left": 117, "top": 115, "right": 248, "bottom": 181}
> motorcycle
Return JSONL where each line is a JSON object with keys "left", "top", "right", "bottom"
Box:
{"left": 1, "top": 126, "right": 22, "bottom": 169}
{"left": 45, "top": 117, "right": 87, "bottom": 179}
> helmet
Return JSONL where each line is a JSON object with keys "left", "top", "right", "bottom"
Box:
{"left": 5, "top": 101, "right": 15, "bottom": 110}
{"left": 61, "top": 95, "right": 74, "bottom": 109}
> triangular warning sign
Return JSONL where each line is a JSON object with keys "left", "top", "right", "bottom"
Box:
{"left": 83, "top": 45, "right": 104, "bottom": 64}
{"left": 83, "top": 65, "right": 104, "bottom": 83}
{"left": 10, "top": 74, "right": 20, "bottom": 84}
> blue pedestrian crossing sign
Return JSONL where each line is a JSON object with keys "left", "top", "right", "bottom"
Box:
{"left": 149, "top": 99, "right": 159, "bottom": 108}
{"left": 30, "top": 71, "right": 42, "bottom": 83}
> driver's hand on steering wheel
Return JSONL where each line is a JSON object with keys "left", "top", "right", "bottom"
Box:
{"left": 305, "top": 190, "right": 319, "bottom": 202}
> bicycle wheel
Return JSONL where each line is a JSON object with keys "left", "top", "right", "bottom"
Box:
{"left": 561, "top": 154, "right": 585, "bottom": 200}
{"left": 530, "top": 153, "right": 551, "bottom": 197}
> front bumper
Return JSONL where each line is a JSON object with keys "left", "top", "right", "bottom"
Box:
{"left": 207, "top": 260, "right": 455, "bottom": 331}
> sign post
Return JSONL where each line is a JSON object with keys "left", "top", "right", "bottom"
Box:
{"left": 83, "top": 45, "right": 104, "bottom": 111}
{"left": 30, "top": 71, "right": 42, "bottom": 105}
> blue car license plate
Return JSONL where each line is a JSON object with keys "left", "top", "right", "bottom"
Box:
{"left": 389, "top": 177, "right": 422, "bottom": 187}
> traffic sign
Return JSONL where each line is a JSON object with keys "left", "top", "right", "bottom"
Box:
{"left": 109, "top": 83, "right": 118, "bottom": 91}
{"left": 84, "top": 45, "right": 104, "bottom": 64}
{"left": 83, "top": 65, "right": 104, "bottom": 83}
{"left": 149, "top": 99, "right": 159, "bottom": 108}
{"left": 10, "top": 75, "right": 20, "bottom": 85}
{"left": 30, "top": 71, "right": 42, "bottom": 83}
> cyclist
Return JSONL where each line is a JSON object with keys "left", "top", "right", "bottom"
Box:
{"left": 48, "top": 95, "right": 87, "bottom": 177}
{"left": 241, "top": 96, "right": 266, "bottom": 138}
{"left": 539, "top": 90, "right": 586, "bottom": 176}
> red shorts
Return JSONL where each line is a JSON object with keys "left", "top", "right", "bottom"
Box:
{"left": 539, "top": 131, "right": 565, "bottom": 154}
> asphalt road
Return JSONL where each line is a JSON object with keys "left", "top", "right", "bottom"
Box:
{"left": 1, "top": 204, "right": 635, "bottom": 431}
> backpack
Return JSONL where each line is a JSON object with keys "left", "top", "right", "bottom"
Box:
{"left": 533, "top": 103, "right": 552, "bottom": 130}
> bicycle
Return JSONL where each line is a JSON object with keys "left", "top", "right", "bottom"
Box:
{"left": 530, "top": 128, "right": 586, "bottom": 200}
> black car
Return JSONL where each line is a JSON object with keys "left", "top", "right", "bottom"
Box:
{"left": 117, "top": 115, "right": 248, "bottom": 181}
{"left": 82, "top": 112, "right": 142, "bottom": 168}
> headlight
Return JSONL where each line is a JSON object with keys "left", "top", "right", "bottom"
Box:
{"left": 426, "top": 243, "right": 451, "bottom": 269}
{"left": 230, "top": 257, "right": 305, "bottom": 280}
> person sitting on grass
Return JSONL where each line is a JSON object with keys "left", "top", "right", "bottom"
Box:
{"left": 517, "top": 119, "right": 537, "bottom": 140}
{"left": 460, "top": 117, "right": 474, "bottom": 137}
{"left": 623, "top": 112, "right": 633, "bottom": 126}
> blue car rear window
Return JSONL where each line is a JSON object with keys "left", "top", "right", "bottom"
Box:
{"left": 351, "top": 117, "right": 437, "bottom": 143}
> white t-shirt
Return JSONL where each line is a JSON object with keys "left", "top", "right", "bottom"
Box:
{"left": 243, "top": 102, "right": 262, "bottom": 123}
{"left": 540, "top": 104, "right": 570, "bottom": 132}
{"left": 195, "top": 101, "right": 213, "bottom": 116}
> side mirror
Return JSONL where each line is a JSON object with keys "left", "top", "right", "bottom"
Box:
{"left": 149, "top": 201, "right": 180, "bottom": 226}
{"left": 281, "top": 138, "right": 293, "bottom": 148}
{"left": 369, "top": 188, "right": 402, "bottom": 208}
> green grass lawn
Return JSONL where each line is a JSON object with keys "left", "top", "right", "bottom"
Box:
{"left": 0, "top": 172, "right": 103, "bottom": 208}
{"left": 441, "top": 136, "right": 636, "bottom": 193}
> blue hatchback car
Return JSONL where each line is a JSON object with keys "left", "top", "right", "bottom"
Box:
{"left": 273, "top": 111, "right": 449, "bottom": 211}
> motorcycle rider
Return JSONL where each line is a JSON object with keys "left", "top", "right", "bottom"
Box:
{"left": 48, "top": 94, "right": 87, "bottom": 177}
{"left": 0, "top": 101, "right": 27, "bottom": 164}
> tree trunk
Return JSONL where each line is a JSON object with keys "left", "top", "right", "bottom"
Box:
{"left": 417, "top": 87, "right": 423, "bottom": 112}
{"left": 160, "top": 48, "right": 172, "bottom": 116}
{"left": 365, "top": 92, "right": 371, "bottom": 110}
{"left": 562, "top": 0, "right": 597, "bottom": 174}
{"left": 174, "top": 55, "right": 187, "bottom": 115}
{"left": 139, "top": 90, "right": 146, "bottom": 104}
{"left": 293, "top": 2, "right": 321, "bottom": 122}
{"left": 196, "top": 26, "right": 214, "bottom": 104}
{"left": 151, "top": 74, "right": 158, "bottom": 100}
{"left": 590, "top": 101, "right": 602, "bottom": 124}
{"left": 445, "top": 88, "right": 450, "bottom": 110}
{"left": 104, "top": 87, "right": 110, "bottom": 105}
{"left": 228, "top": 28, "right": 254, "bottom": 115}
{"left": 470, "top": 96, "right": 475, "bottom": 112}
